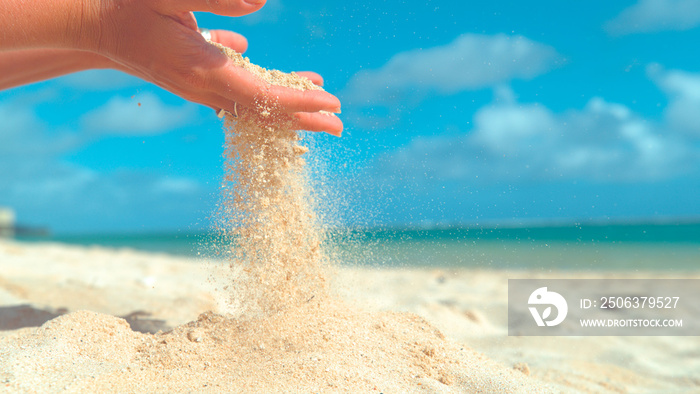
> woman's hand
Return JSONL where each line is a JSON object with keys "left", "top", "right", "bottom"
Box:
{"left": 93, "top": 0, "right": 342, "bottom": 135}
{"left": 0, "top": 0, "right": 343, "bottom": 135}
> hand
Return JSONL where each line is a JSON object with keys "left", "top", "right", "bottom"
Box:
{"left": 92, "top": 0, "right": 343, "bottom": 135}
{"left": 0, "top": 0, "right": 342, "bottom": 135}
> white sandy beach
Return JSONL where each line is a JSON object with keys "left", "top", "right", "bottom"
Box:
{"left": 0, "top": 240, "right": 698, "bottom": 393}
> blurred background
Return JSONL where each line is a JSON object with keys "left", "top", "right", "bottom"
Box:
{"left": 1, "top": 0, "right": 699, "bottom": 268}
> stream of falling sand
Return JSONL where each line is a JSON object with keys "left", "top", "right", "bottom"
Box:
{"left": 214, "top": 43, "right": 332, "bottom": 317}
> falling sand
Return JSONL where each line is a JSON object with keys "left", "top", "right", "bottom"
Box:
{"left": 214, "top": 42, "right": 330, "bottom": 316}
{"left": 0, "top": 45, "right": 553, "bottom": 392}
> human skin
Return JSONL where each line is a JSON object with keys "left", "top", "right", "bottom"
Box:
{"left": 0, "top": 0, "right": 342, "bottom": 135}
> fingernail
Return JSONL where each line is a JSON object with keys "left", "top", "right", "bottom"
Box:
{"left": 244, "top": 0, "right": 266, "bottom": 5}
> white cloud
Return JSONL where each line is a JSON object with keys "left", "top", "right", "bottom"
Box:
{"left": 471, "top": 102, "right": 557, "bottom": 156}
{"left": 81, "top": 92, "right": 196, "bottom": 135}
{"left": 606, "top": 0, "right": 700, "bottom": 35}
{"left": 648, "top": 64, "right": 700, "bottom": 136}
{"left": 342, "top": 34, "right": 561, "bottom": 106}
{"left": 377, "top": 81, "right": 696, "bottom": 185}
{"left": 0, "top": 102, "right": 81, "bottom": 157}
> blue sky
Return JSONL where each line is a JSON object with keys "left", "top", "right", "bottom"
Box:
{"left": 2, "top": 0, "right": 700, "bottom": 233}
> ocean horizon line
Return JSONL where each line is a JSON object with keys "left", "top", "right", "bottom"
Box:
{"left": 13, "top": 215, "right": 700, "bottom": 239}
{"left": 368, "top": 215, "right": 700, "bottom": 231}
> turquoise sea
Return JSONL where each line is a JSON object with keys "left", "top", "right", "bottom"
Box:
{"left": 15, "top": 221, "right": 700, "bottom": 271}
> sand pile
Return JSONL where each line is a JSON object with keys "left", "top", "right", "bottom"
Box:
{"left": 1, "top": 305, "right": 550, "bottom": 392}
{"left": 0, "top": 46, "right": 553, "bottom": 393}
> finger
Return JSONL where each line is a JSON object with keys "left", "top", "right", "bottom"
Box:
{"left": 169, "top": 0, "right": 266, "bottom": 16}
{"left": 208, "top": 62, "right": 341, "bottom": 114}
{"left": 295, "top": 71, "right": 323, "bottom": 86}
{"left": 214, "top": 100, "right": 342, "bottom": 136}
{"left": 267, "top": 85, "right": 342, "bottom": 114}
{"left": 293, "top": 112, "right": 343, "bottom": 136}
{"left": 208, "top": 30, "right": 248, "bottom": 53}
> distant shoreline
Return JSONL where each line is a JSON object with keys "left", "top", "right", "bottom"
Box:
{"left": 9, "top": 221, "right": 700, "bottom": 271}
